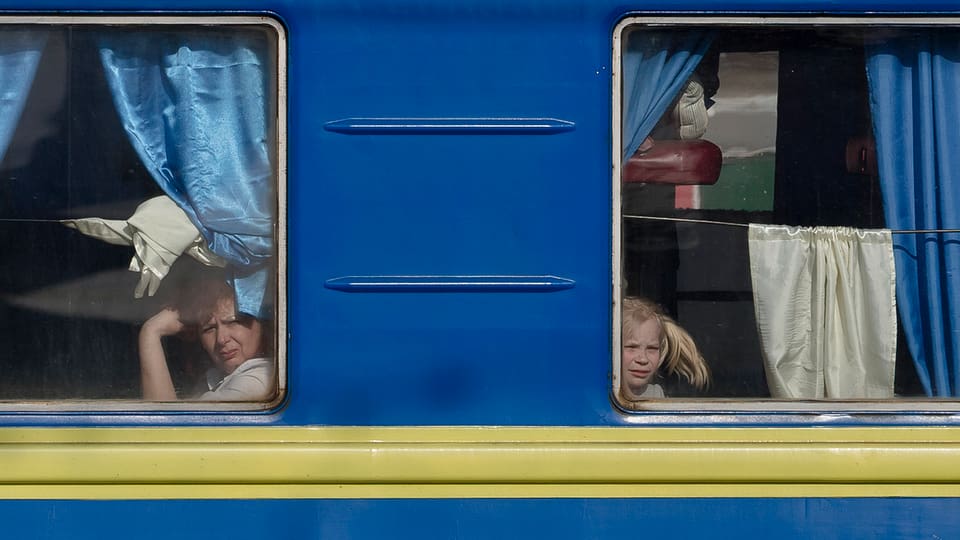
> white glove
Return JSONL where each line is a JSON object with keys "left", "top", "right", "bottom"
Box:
{"left": 63, "top": 195, "right": 225, "bottom": 298}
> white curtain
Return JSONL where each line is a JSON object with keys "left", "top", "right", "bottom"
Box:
{"left": 748, "top": 224, "right": 897, "bottom": 398}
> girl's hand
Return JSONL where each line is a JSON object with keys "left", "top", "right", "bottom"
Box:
{"left": 142, "top": 308, "right": 185, "bottom": 338}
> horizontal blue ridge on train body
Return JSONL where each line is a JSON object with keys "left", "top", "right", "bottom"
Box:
{"left": 324, "top": 275, "right": 576, "bottom": 292}
{"left": 323, "top": 117, "right": 576, "bottom": 134}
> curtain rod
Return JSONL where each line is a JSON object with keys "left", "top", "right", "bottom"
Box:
{"left": 2, "top": 215, "right": 959, "bottom": 235}
{"left": 0, "top": 218, "right": 66, "bottom": 223}
{"left": 623, "top": 214, "right": 960, "bottom": 234}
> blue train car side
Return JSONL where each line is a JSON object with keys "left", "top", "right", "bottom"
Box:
{"left": 0, "top": 1, "right": 956, "bottom": 538}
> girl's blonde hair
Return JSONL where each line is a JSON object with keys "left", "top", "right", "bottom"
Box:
{"left": 622, "top": 296, "right": 710, "bottom": 390}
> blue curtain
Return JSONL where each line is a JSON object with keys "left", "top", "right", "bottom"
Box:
{"left": 621, "top": 29, "right": 713, "bottom": 162}
{"left": 99, "top": 30, "right": 275, "bottom": 318}
{"left": 867, "top": 30, "right": 960, "bottom": 396}
{"left": 0, "top": 30, "right": 47, "bottom": 166}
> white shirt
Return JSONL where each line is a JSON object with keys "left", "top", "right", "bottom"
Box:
{"left": 638, "top": 383, "right": 665, "bottom": 398}
{"left": 197, "top": 357, "right": 275, "bottom": 401}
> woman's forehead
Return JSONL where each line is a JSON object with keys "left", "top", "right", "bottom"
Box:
{"left": 204, "top": 297, "right": 237, "bottom": 321}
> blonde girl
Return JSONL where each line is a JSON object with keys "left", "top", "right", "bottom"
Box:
{"left": 620, "top": 296, "right": 710, "bottom": 399}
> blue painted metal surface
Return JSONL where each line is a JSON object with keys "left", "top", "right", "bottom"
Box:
{"left": 283, "top": 0, "right": 610, "bottom": 427}
{"left": 2, "top": 498, "right": 960, "bottom": 539}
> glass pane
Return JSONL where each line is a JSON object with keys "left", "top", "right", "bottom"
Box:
{"left": 617, "top": 24, "right": 935, "bottom": 406}
{"left": 0, "top": 21, "right": 282, "bottom": 404}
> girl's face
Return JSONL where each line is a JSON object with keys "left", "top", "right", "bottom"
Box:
{"left": 199, "top": 297, "right": 264, "bottom": 374}
{"left": 621, "top": 316, "right": 663, "bottom": 399}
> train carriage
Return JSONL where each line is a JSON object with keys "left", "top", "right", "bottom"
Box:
{"left": 0, "top": 0, "right": 957, "bottom": 538}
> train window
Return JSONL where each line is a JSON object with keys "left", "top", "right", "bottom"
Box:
{"left": 0, "top": 17, "right": 284, "bottom": 409}
{"left": 614, "top": 20, "right": 957, "bottom": 409}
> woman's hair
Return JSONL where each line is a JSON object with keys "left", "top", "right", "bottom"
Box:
{"left": 176, "top": 275, "right": 236, "bottom": 326}
{"left": 173, "top": 272, "right": 274, "bottom": 358}
{"left": 621, "top": 296, "right": 710, "bottom": 390}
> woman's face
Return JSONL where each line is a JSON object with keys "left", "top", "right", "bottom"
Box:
{"left": 199, "top": 297, "right": 264, "bottom": 374}
{"left": 620, "top": 317, "right": 663, "bottom": 399}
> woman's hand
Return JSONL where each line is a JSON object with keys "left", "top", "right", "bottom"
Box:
{"left": 141, "top": 308, "right": 184, "bottom": 338}
{"left": 138, "top": 308, "right": 183, "bottom": 401}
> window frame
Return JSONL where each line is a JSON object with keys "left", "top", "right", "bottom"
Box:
{"left": 612, "top": 15, "right": 960, "bottom": 416}
{"left": 0, "top": 14, "right": 287, "bottom": 412}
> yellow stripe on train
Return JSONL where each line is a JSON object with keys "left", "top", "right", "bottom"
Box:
{"left": 0, "top": 427, "right": 958, "bottom": 499}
